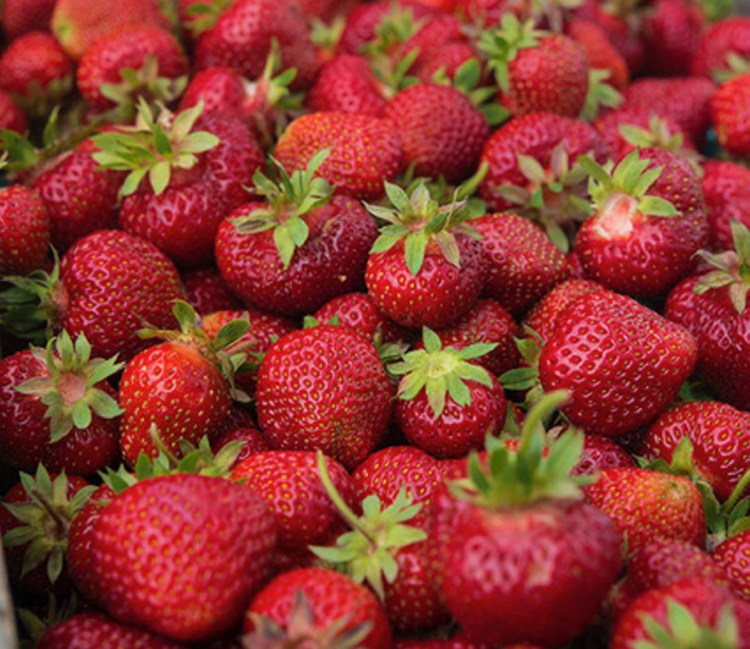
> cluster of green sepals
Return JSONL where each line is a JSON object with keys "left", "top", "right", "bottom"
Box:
{"left": 579, "top": 149, "right": 679, "bottom": 219}
{"left": 91, "top": 99, "right": 219, "bottom": 197}
{"left": 713, "top": 52, "right": 750, "bottom": 84}
{"left": 230, "top": 150, "right": 332, "bottom": 269}
{"left": 15, "top": 331, "right": 123, "bottom": 442}
{"left": 450, "top": 391, "right": 594, "bottom": 507}
{"left": 619, "top": 115, "right": 690, "bottom": 156}
{"left": 581, "top": 68, "right": 623, "bottom": 121}
{"left": 388, "top": 327, "right": 497, "bottom": 419}
{"left": 2, "top": 465, "right": 96, "bottom": 584}
{"left": 311, "top": 452, "right": 427, "bottom": 601}
{"left": 694, "top": 220, "right": 750, "bottom": 315}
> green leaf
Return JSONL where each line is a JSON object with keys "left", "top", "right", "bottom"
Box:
{"left": 148, "top": 160, "right": 172, "bottom": 195}
{"left": 180, "top": 131, "right": 220, "bottom": 154}
{"left": 120, "top": 167, "right": 149, "bottom": 196}
{"left": 404, "top": 233, "right": 427, "bottom": 276}
{"left": 70, "top": 401, "right": 92, "bottom": 430}
{"left": 639, "top": 196, "right": 679, "bottom": 217}
{"left": 273, "top": 226, "right": 296, "bottom": 269}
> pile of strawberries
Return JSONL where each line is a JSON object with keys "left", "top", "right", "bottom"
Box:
{"left": 2, "top": 0, "right": 750, "bottom": 646}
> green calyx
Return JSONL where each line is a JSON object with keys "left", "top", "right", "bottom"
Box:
{"left": 91, "top": 99, "right": 220, "bottom": 197}
{"left": 361, "top": 2, "right": 427, "bottom": 57}
{"left": 713, "top": 52, "right": 750, "bottom": 85}
{"left": 635, "top": 599, "right": 739, "bottom": 649}
{"left": 230, "top": 149, "right": 331, "bottom": 269}
{"left": 477, "top": 14, "right": 547, "bottom": 93}
{"left": 581, "top": 68, "right": 623, "bottom": 121}
{"left": 695, "top": 220, "right": 750, "bottom": 314}
{"left": 366, "top": 177, "right": 484, "bottom": 276}
{"left": 618, "top": 115, "right": 688, "bottom": 155}
{"left": 182, "top": 0, "right": 233, "bottom": 36}
{"left": 450, "top": 391, "right": 594, "bottom": 508}
{"left": 2, "top": 465, "right": 96, "bottom": 584}
{"left": 388, "top": 327, "right": 496, "bottom": 419}
{"left": 579, "top": 149, "right": 679, "bottom": 225}
{"left": 527, "top": 0, "right": 585, "bottom": 33}
{"left": 310, "top": 452, "right": 427, "bottom": 601}
{"left": 15, "top": 331, "right": 124, "bottom": 443}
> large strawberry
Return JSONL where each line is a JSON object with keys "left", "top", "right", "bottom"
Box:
{"left": 0, "top": 184, "right": 49, "bottom": 276}
{"left": 254, "top": 323, "right": 393, "bottom": 470}
{"left": 575, "top": 147, "right": 707, "bottom": 299}
{"left": 539, "top": 289, "right": 697, "bottom": 437}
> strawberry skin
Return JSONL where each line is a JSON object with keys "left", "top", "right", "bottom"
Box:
{"left": 0, "top": 31, "right": 72, "bottom": 100}
{"left": 313, "top": 292, "right": 410, "bottom": 345}
{"left": 691, "top": 17, "right": 750, "bottom": 79}
{"left": 702, "top": 161, "right": 750, "bottom": 251}
{"left": 539, "top": 290, "right": 697, "bottom": 437}
{"left": 713, "top": 530, "right": 750, "bottom": 603}
{"left": 0, "top": 184, "right": 49, "bottom": 276}
{"left": 181, "top": 268, "right": 242, "bottom": 315}
{"left": 711, "top": 73, "right": 750, "bottom": 157}
{"left": 306, "top": 55, "right": 387, "bottom": 117}
{"left": 0, "top": 89, "right": 27, "bottom": 132}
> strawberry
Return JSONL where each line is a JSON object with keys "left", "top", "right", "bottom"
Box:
{"left": 640, "top": 0, "right": 704, "bottom": 77}
{"left": 243, "top": 567, "right": 392, "bottom": 649}
{"left": 714, "top": 530, "right": 750, "bottom": 603}
{"left": 86, "top": 473, "right": 277, "bottom": 641}
{"left": 254, "top": 323, "right": 393, "bottom": 470}
{"left": 364, "top": 182, "right": 487, "bottom": 329}
{"left": 586, "top": 467, "right": 706, "bottom": 552}
{"left": 193, "top": 0, "right": 319, "bottom": 90}
{"left": 273, "top": 111, "right": 402, "bottom": 200}
{"left": 390, "top": 327, "right": 506, "bottom": 458}
{"left": 478, "top": 14, "right": 589, "bottom": 118}
{"left": 382, "top": 83, "right": 490, "bottom": 184}
{"left": 1, "top": 0, "right": 56, "bottom": 40}
{"left": 215, "top": 152, "right": 377, "bottom": 316}
{"left": 76, "top": 24, "right": 189, "bottom": 114}
{"left": 181, "top": 268, "right": 242, "bottom": 315}
{"left": 212, "top": 422, "right": 269, "bottom": 469}
{"left": 572, "top": 434, "right": 635, "bottom": 477}
{"left": 36, "top": 611, "right": 185, "bottom": 649}
{"left": 313, "top": 292, "right": 410, "bottom": 345}
{"left": 664, "top": 222, "right": 750, "bottom": 411}
{"left": 691, "top": 17, "right": 750, "bottom": 80}
{"left": 472, "top": 212, "right": 567, "bottom": 315}
{"left": 0, "top": 184, "right": 49, "bottom": 276}
{"left": 565, "top": 18, "right": 629, "bottom": 91}
{"left": 32, "top": 138, "right": 122, "bottom": 252}
{"left": 179, "top": 66, "right": 250, "bottom": 122}
{"left": 577, "top": 1, "right": 646, "bottom": 76}
{"left": 711, "top": 72, "right": 750, "bottom": 157}
{"left": 0, "top": 332, "right": 122, "bottom": 474}
{"left": 702, "top": 161, "right": 750, "bottom": 251}
{"left": 307, "top": 55, "right": 388, "bottom": 117}
{"left": 539, "top": 290, "right": 697, "bottom": 437}
{"left": 0, "top": 89, "right": 27, "bottom": 133}
{"left": 51, "top": 0, "right": 170, "bottom": 61}
{"left": 575, "top": 147, "right": 707, "bottom": 299}
{"left": 430, "top": 393, "right": 622, "bottom": 645}
{"left": 610, "top": 577, "right": 750, "bottom": 649}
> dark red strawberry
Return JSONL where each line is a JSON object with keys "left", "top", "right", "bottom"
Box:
{"left": 0, "top": 89, "right": 27, "bottom": 133}
{"left": 181, "top": 268, "right": 242, "bottom": 315}
{"left": 313, "top": 292, "right": 410, "bottom": 344}
{"left": 539, "top": 290, "right": 697, "bottom": 437}
{"left": 702, "top": 161, "right": 750, "bottom": 251}
{"left": 572, "top": 434, "right": 635, "bottom": 477}
{"left": 641, "top": 0, "right": 704, "bottom": 77}
{"left": 691, "top": 17, "right": 750, "bottom": 80}
{"left": 1, "top": 0, "right": 56, "bottom": 40}
{"left": 566, "top": 18, "right": 629, "bottom": 91}
{"left": 0, "top": 184, "right": 49, "bottom": 276}
{"left": 711, "top": 72, "right": 750, "bottom": 158}
{"left": 211, "top": 422, "right": 269, "bottom": 470}
{"left": 714, "top": 530, "right": 750, "bottom": 603}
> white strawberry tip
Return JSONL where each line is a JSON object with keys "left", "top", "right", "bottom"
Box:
{"left": 594, "top": 193, "right": 639, "bottom": 240}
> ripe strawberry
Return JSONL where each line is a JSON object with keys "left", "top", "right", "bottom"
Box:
{"left": 1, "top": 0, "right": 56, "bottom": 40}
{"left": 215, "top": 152, "right": 377, "bottom": 316}
{"left": 51, "top": 0, "right": 170, "bottom": 60}
{"left": 431, "top": 393, "right": 622, "bottom": 645}
{"left": 313, "top": 292, "right": 410, "bottom": 345}
{"left": 306, "top": 55, "right": 387, "bottom": 117}
{"left": 472, "top": 212, "right": 567, "bottom": 315}
{"left": 0, "top": 332, "right": 122, "bottom": 473}
{"left": 577, "top": 1, "right": 646, "bottom": 76}
{"left": 255, "top": 323, "right": 393, "bottom": 470}
{"left": 32, "top": 138, "right": 122, "bottom": 252}
{"left": 76, "top": 24, "right": 189, "bottom": 114}
{"left": 0, "top": 184, "right": 49, "bottom": 276}
{"left": 641, "top": 0, "right": 704, "bottom": 77}
{"left": 364, "top": 182, "right": 487, "bottom": 329}
{"left": 36, "top": 611, "right": 185, "bottom": 649}
{"left": 611, "top": 577, "right": 750, "bottom": 649}
{"left": 181, "top": 268, "right": 242, "bottom": 315}
{"left": 390, "top": 328, "right": 506, "bottom": 458}
{"left": 230, "top": 450, "right": 357, "bottom": 570}
{"left": 273, "top": 111, "right": 402, "bottom": 200}
{"left": 212, "top": 422, "right": 269, "bottom": 470}
{"left": 179, "top": 66, "right": 249, "bottom": 121}
{"left": 702, "top": 161, "right": 750, "bottom": 251}
{"left": 572, "top": 434, "right": 635, "bottom": 477}
{"left": 539, "top": 290, "right": 697, "bottom": 437}
{"left": 243, "top": 567, "right": 392, "bottom": 648}
{"left": 691, "top": 17, "right": 750, "bottom": 80}
{"left": 586, "top": 467, "right": 706, "bottom": 552}
{"left": 575, "top": 147, "right": 707, "bottom": 299}
{"left": 383, "top": 83, "right": 489, "bottom": 184}
{"left": 478, "top": 14, "right": 589, "bottom": 118}
{"left": 193, "top": 0, "right": 319, "bottom": 89}
{"left": 565, "top": 18, "right": 629, "bottom": 91}
{"left": 0, "top": 89, "right": 27, "bottom": 132}
{"left": 664, "top": 222, "right": 750, "bottom": 411}
{"left": 86, "top": 473, "right": 277, "bottom": 641}
{"left": 711, "top": 72, "right": 750, "bottom": 157}
{"left": 714, "top": 530, "right": 750, "bottom": 603}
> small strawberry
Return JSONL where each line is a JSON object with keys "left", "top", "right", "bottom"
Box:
{"left": 702, "top": 161, "right": 750, "bottom": 251}
{"left": 0, "top": 89, "right": 27, "bottom": 133}
{"left": 539, "top": 289, "right": 697, "bottom": 437}
{"left": 572, "top": 434, "right": 635, "bottom": 477}
{"left": 313, "top": 292, "right": 410, "bottom": 345}
{"left": 711, "top": 72, "right": 750, "bottom": 158}
{"left": 274, "top": 111, "right": 402, "bottom": 200}
{"left": 691, "top": 17, "right": 750, "bottom": 80}
{"left": 640, "top": 0, "right": 704, "bottom": 78}
{"left": 212, "top": 421, "right": 269, "bottom": 470}
{"left": 0, "top": 184, "right": 49, "bottom": 276}
{"left": 181, "top": 268, "right": 242, "bottom": 315}
{"left": 714, "top": 530, "right": 750, "bottom": 603}
{"left": 566, "top": 18, "right": 629, "bottom": 91}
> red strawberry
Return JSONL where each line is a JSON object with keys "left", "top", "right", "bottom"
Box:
{"left": 572, "top": 434, "right": 635, "bottom": 476}
{"left": 566, "top": 18, "right": 629, "bottom": 91}
{"left": 0, "top": 332, "right": 122, "bottom": 474}
{"left": 211, "top": 422, "right": 269, "bottom": 470}
{"left": 51, "top": 0, "right": 170, "bottom": 61}
{"left": 179, "top": 66, "right": 249, "bottom": 122}
{"left": 702, "top": 161, "right": 750, "bottom": 251}
{"left": 181, "top": 268, "right": 242, "bottom": 315}
{"left": 478, "top": 15, "right": 589, "bottom": 118}
{"left": 1, "top": 0, "right": 56, "bottom": 40}
{"left": 0, "top": 89, "right": 27, "bottom": 133}
{"left": 472, "top": 212, "right": 567, "bottom": 315}
{"left": 306, "top": 55, "right": 387, "bottom": 117}
{"left": 313, "top": 292, "right": 410, "bottom": 345}
{"left": 711, "top": 72, "right": 750, "bottom": 157}
{"left": 586, "top": 467, "right": 706, "bottom": 552}
{"left": 87, "top": 473, "right": 277, "bottom": 641}
{"left": 273, "top": 111, "right": 402, "bottom": 200}
{"left": 365, "top": 182, "right": 487, "bottom": 329}
{"left": 691, "top": 17, "right": 750, "bottom": 79}
{"left": 539, "top": 290, "right": 697, "bottom": 437}
{"left": 714, "top": 530, "right": 750, "bottom": 603}
{"left": 575, "top": 147, "right": 707, "bottom": 299}
{"left": 32, "top": 138, "right": 122, "bottom": 252}
{"left": 383, "top": 83, "right": 490, "bottom": 184}
{"left": 578, "top": 1, "right": 646, "bottom": 75}
{"left": 254, "top": 323, "right": 393, "bottom": 470}
{"left": 641, "top": 0, "right": 704, "bottom": 77}
{"left": 0, "top": 184, "right": 49, "bottom": 276}
{"left": 76, "top": 24, "right": 189, "bottom": 114}
{"left": 36, "top": 611, "right": 185, "bottom": 649}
